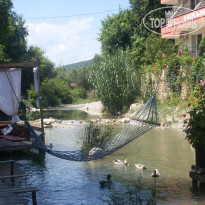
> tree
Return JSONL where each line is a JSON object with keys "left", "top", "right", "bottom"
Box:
{"left": 22, "top": 46, "right": 55, "bottom": 96}
{"left": 0, "top": 0, "right": 28, "bottom": 61}
{"left": 99, "top": 0, "right": 166, "bottom": 54}
{"left": 99, "top": 9, "right": 134, "bottom": 54}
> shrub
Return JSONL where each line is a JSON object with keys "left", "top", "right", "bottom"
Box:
{"left": 70, "top": 87, "right": 87, "bottom": 103}
{"left": 89, "top": 49, "right": 140, "bottom": 115}
{"left": 184, "top": 99, "right": 205, "bottom": 150}
{"left": 81, "top": 123, "right": 113, "bottom": 150}
{"left": 28, "top": 77, "right": 73, "bottom": 108}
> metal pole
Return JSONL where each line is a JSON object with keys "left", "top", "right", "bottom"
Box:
{"left": 36, "top": 57, "right": 45, "bottom": 143}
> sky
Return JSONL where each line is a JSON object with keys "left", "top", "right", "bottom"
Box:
{"left": 12, "top": 0, "right": 131, "bottom": 66}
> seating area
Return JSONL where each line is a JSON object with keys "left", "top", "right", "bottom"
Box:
{"left": 0, "top": 122, "right": 32, "bottom": 152}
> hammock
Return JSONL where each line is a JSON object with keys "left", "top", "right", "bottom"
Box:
{"left": 26, "top": 94, "right": 160, "bottom": 161}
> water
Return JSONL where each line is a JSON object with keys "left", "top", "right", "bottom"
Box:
{"left": 12, "top": 126, "right": 205, "bottom": 204}
{"left": 26, "top": 108, "right": 117, "bottom": 121}
{"left": 26, "top": 109, "right": 90, "bottom": 121}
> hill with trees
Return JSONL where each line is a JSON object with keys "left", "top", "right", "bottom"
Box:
{"left": 63, "top": 59, "right": 93, "bottom": 72}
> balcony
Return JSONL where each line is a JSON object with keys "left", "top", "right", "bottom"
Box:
{"left": 178, "top": 46, "right": 200, "bottom": 57}
{"left": 161, "top": 4, "right": 205, "bottom": 38}
{"left": 161, "top": 0, "right": 182, "bottom": 5}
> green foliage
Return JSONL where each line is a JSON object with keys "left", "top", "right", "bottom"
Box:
{"left": 145, "top": 34, "right": 177, "bottom": 65}
{"left": 99, "top": 0, "right": 166, "bottom": 54}
{"left": 28, "top": 78, "right": 72, "bottom": 108}
{"left": 27, "top": 86, "right": 39, "bottom": 107}
{"left": 63, "top": 59, "right": 93, "bottom": 72}
{"left": 27, "top": 46, "right": 55, "bottom": 81}
{"left": 0, "top": 0, "right": 28, "bottom": 61}
{"left": 81, "top": 123, "right": 113, "bottom": 150}
{"left": 130, "top": 35, "right": 146, "bottom": 67}
{"left": 22, "top": 46, "right": 55, "bottom": 97}
{"left": 70, "top": 88, "right": 87, "bottom": 103}
{"left": 89, "top": 49, "right": 140, "bottom": 115}
{"left": 41, "top": 77, "right": 72, "bottom": 107}
{"left": 185, "top": 100, "right": 205, "bottom": 150}
{"left": 65, "top": 66, "right": 93, "bottom": 91}
{"left": 99, "top": 9, "right": 134, "bottom": 53}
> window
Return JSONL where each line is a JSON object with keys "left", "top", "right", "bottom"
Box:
{"left": 191, "top": 34, "right": 202, "bottom": 56}
{"left": 190, "top": 0, "right": 202, "bottom": 9}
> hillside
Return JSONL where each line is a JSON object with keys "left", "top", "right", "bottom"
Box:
{"left": 63, "top": 59, "right": 93, "bottom": 72}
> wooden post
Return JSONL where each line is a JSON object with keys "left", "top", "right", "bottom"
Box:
{"left": 36, "top": 57, "right": 45, "bottom": 143}
{"left": 10, "top": 161, "right": 14, "bottom": 183}
{"left": 192, "top": 179, "right": 198, "bottom": 189}
{"left": 32, "top": 191, "right": 37, "bottom": 205}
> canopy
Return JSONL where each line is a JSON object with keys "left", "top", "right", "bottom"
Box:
{"left": 0, "top": 68, "right": 21, "bottom": 124}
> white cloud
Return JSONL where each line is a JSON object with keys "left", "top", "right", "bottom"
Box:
{"left": 26, "top": 18, "right": 101, "bottom": 66}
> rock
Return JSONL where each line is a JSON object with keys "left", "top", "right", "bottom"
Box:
{"left": 44, "top": 119, "right": 55, "bottom": 125}
{"left": 106, "top": 119, "right": 110, "bottom": 123}
{"left": 118, "top": 118, "right": 130, "bottom": 123}
{"left": 90, "top": 119, "right": 97, "bottom": 123}
{"left": 166, "top": 116, "right": 173, "bottom": 122}
{"left": 89, "top": 147, "right": 102, "bottom": 156}
{"left": 44, "top": 124, "right": 53, "bottom": 128}
{"left": 30, "top": 107, "right": 40, "bottom": 112}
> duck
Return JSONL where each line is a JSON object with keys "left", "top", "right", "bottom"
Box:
{"left": 151, "top": 169, "right": 160, "bottom": 177}
{"left": 135, "top": 163, "right": 147, "bottom": 170}
{"left": 99, "top": 174, "right": 112, "bottom": 188}
{"left": 113, "top": 159, "right": 129, "bottom": 166}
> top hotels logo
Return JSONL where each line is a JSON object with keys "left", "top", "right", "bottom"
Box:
{"left": 143, "top": 6, "right": 204, "bottom": 37}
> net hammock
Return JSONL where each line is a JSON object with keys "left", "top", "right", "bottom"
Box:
{"left": 1, "top": 66, "right": 160, "bottom": 161}
{"left": 26, "top": 94, "right": 160, "bottom": 161}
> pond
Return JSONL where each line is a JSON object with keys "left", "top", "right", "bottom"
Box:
{"left": 9, "top": 125, "right": 205, "bottom": 204}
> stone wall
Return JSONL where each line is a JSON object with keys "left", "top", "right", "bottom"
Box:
{"left": 150, "top": 70, "right": 188, "bottom": 101}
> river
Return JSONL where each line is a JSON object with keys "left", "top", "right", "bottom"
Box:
{"left": 11, "top": 120, "right": 204, "bottom": 205}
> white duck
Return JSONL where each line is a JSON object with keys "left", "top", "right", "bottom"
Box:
{"left": 113, "top": 159, "right": 129, "bottom": 166}
{"left": 135, "top": 163, "right": 147, "bottom": 170}
{"left": 151, "top": 169, "right": 160, "bottom": 177}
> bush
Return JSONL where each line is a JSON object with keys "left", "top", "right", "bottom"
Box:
{"left": 28, "top": 77, "right": 73, "bottom": 108}
{"left": 89, "top": 49, "right": 140, "bottom": 115}
{"left": 184, "top": 99, "right": 205, "bottom": 151}
{"left": 81, "top": 123, "right": 113, "bottom": 150}
{"left": 70, "top": 87, "right": 87, "bottom": 103}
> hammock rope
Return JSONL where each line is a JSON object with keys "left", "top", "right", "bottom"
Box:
{"left": 3, "top": 66, "right": 161, "bottom": 161}
{"left": 26, "top": 94, "right": 160, "bottom": 161}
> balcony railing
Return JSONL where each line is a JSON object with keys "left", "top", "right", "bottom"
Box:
{"left": 171, "top": 1, "right": 204, "bottom": 19}
{"left": 161, "top": 0, "right": 182, "bottom": 5}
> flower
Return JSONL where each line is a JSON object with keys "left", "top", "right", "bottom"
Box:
{"left": 200, "top": 80, "right": 205, "bottom": 86}
{"left": 183, "top": 114, "right": 186, "bottom": 118}
{"left": 162, "top": 53, "right": 165, "bottom": 58}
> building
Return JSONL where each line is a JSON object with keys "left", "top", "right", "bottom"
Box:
{"left": 161, "top": 0, "right": 205, "bottom": 56}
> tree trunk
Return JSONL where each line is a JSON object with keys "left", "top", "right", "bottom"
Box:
{"left": 195, "top": 146, "right": 205, "bottom": 168}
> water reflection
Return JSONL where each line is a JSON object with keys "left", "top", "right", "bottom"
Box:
{"left": 26, "top": 109, "right": 89, "bottom": 121}
{"left": 10, "top": 126, "right": 205, "bottom": 204}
